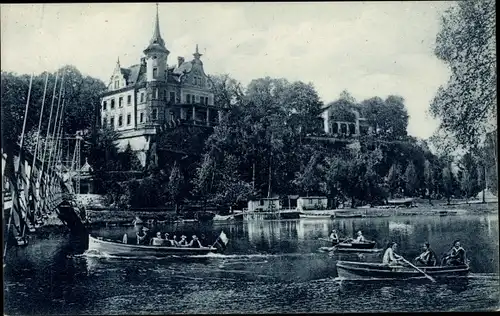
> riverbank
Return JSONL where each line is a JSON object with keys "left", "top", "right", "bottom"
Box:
{"left": 81, "top": 200, "right": 497, "bottom": 227}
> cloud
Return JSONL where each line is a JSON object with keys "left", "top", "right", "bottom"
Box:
{"left": 1, "top": 2, "right": 454, "bottom": 139}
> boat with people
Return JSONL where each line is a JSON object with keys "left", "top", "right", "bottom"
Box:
{"left": 336, "top": 261, "right": 470, "bottom": 280}
{"left": 88, "top": 235, "right": 218, "bottom": 256}
{"left": 88, "top": 230, "right": 229, "bottom": 257}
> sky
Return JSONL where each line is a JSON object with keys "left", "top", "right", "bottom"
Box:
{"left": 1, "top": 2, "right": 454, "bottom": 139}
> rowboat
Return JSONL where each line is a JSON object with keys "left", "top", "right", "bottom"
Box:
{"left": 319, "top": 246, "right": 383, "bottom": 253}
{"left": 88, "top": 235, "right": 218, "bottom": 256}
{"left": 336, "top": 261, "right": 470, "bottom": 280}
{"left": 319, "top": 238, "right": 376, "bottom": 249}
{"left": 300, "top": 214, "right": 333, "bottom": 219}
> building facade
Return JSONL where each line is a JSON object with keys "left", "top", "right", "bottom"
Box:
{"left": 99, "top": 7, "right": 219, "bottom": 165}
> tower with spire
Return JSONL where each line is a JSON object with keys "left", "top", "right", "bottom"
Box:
{"left": 98, "top": 3, "right": 218, "bottom": 167}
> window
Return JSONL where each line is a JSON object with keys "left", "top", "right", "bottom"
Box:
{"left": 164, "top": 89, "right": 167, "bottom": 100}
{"left": 154, "top": 88, "right": 158, "bottom": 99}
{"left": 170, "top": 92, "right": 176, "bottom": 103}
{"left": 110, "top": 117, "right": 115, "bottom": 129}
{"left": 260, "top": 200, "right": 265, "bottom": 206}
{"left": 192, "top": 76, "right": 197, "bottom": 85}
{"left": 119, "top": 97, "right": 123, "bottom": 107}
{"left": 186, "top": 94, "right": 191, "bottom": 104}
{"left": 153, "top": 67, "right": 158, "bottom": 78}
{"left": 103, "top": 101, "right": 107, "bottom": 110}
{"left": 140, "top": 93, "right": 144, "bottom": 103}
{"left": 152, "top": 108, "right": 158, "bottom": 120}
{"left": 127, "top": 113, "right": 131, "bottom": 126}
{"left": 111, "top": 99, "right": 115, "bottom": 109}
{"left": 118, "top": 115, "right": 123, "bottom": 127}
{"left": 114, "top": 80, "right": 119, "bottom": 89}
{"left": 102, "top": 117, "right": 107, "bottom": 128}
{"left": 127, "top": 95, "right": 131, "bottom": 105}
{"left": 193, "top": 95, "right": 198, "bottom": 104}
{"left": 204, "top": 97, "right": 209, "bottom": 105}
{"left": 140, "top": 112, "right": 144, "bottom": 123}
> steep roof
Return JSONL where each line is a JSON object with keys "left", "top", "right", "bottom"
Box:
{"left": 173, "top": 61, "right": 193, "bottom": 75}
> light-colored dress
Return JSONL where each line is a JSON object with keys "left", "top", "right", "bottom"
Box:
{"left": 383, "top": 247, "right": 401, "bottom": 265}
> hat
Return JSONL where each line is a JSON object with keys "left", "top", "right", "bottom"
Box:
{"left": 142, "top": 227, "right": 150, "bottom": 231}
{"left": 165, "top": 232, "right": 169, "bottom": 236}
{"left": 156, "top": 232, "right": 162, "bottom": 236}
{"left": 181, "top": 235, "right": 186, "bottom": 239}
{"left": 357, "top": 230, "right": 362, "bottom": 234}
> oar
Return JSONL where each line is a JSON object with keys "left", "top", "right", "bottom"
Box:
{"left": 401, "top": 257, "right": 436, "bottom": 283}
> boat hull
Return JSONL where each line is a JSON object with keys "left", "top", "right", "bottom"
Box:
{"left": 336, "top": 261, "right": 469, "bottom": 280}
{"left": 88, "top": 235, "right": 218, "bottom": 257}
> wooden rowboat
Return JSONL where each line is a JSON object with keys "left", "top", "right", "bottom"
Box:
{"left": 319, "top": 238, "right": 376, "bottom": 249}
{"left": 88, "top": 235, "right": 218, "bottom": 257}
{"left": 336, "top": 260, "right": 470, "bottom": 280}
{"left": 319, "top": 246, "right": 383, "bottom": 253}
{"left": 300, "top": 214, "right": 333, "bottom": 219}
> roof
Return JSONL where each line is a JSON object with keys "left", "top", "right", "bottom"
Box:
{"left": 127, "top": 64, "right": 143, "bottom": 85}
{"left": 173, "top": 61, "right": 193, "bottom": 75}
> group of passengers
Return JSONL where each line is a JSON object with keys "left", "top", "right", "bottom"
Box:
{"left": 131, "top": 228, "right": 205, "bottom": 248}
{"left": 382, "top": 239, "right": 467, "bottom": 267}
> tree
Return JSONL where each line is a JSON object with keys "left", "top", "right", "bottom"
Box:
{"left": 430, "top": 0, "right": 496, "bottom": 150}
{"left": 359, "top": 96, "right": 409, "bottom": 140}
{"left": 424, "top": 159, "right": 434, "bottom": 204}
{"left": 386, "top": 163, "right": 402, "bottom": 198}
{"left": 292, "top": 152, "right": 323, "bottom": 196}
{"left": 167, "top": 162, "right": 184, "bottom": 214}
{"left": 210, "top": 74, "right": 244, "bottom": 109}
{"left": 404, "top": 161, "right": 418, "bottom": 197}
{"left": 442, "top": 166, "right": 453, "bottom": 205}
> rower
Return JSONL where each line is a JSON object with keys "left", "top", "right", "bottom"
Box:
{"left": 414, "top": 242, "right": 437, "bottom": 266}
{"left": 151, "top": 232, "right": 164, "bottom": 246}
{"left": 442, "top": 240, "right": 467, "bottom": 266}
{"left": 383, "top": 242, "right": 404, "bottom": 265}
{"left": 329, "top": 230, "right": 339, "bottom": 245}
{"left": 354, "top": 230, "right": 366, "bottom": 243}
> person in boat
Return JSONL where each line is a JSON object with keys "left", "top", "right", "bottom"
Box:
{"left": 414, "top": 242, "right": 437, "bottom": 266}
{"left": 171, "top": 235, "right": 180, "bottom": 247}
{"left": 151, "top": 232, "right": 164, "bottom": 246}
{"left": 122, "top": 233, "right": 128, "bottom": 244}
{"left": 383, "top": 242, "right": 404, "bottom": 266}
{"left": 179, "top": 235, "right": 188, "bottom": 247}
{"left": 329, "top": 230, "right": 340, "bottom": 245}
{"left": 136, "top": 227, "right": 149, "bottom": 245}
{"left": 354, "top": 230, "right": 366, "bottom": 243}
{"left": 164, "top": 233, "right": 174, "bottom": 246}
{"left": 442, "top": 240, "right": 467, "bottom": 266}
{"left": 187, "top": 235, "right": 204, "bottom": 248}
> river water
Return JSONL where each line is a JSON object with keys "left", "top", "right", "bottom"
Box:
{"left": 4, "top": 214, "right": 500, "bottom": 314}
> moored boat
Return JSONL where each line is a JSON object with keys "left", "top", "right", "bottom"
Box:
{"left": 88, "top": 235, "right": 218, "bottom": 257}
{"left": 336, "top": 260, "right": 470, "bottom": 280}
{"left": 300, "top": 213, "right": 333, "bottom": 219}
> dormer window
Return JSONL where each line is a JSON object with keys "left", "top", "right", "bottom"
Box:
{"left": 114, "top": 80, "right": 119, "bottom": 89}
{"left": 153, "top": 67, "right": 158, "bottom": 78}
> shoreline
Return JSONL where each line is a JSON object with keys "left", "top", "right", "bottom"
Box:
{"left": 80, "top": 201, "right": 498, "bottom": 227}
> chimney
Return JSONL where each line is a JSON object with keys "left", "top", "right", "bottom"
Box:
{"left": 177, "top": 56, "right": 185, "bottom": 67}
